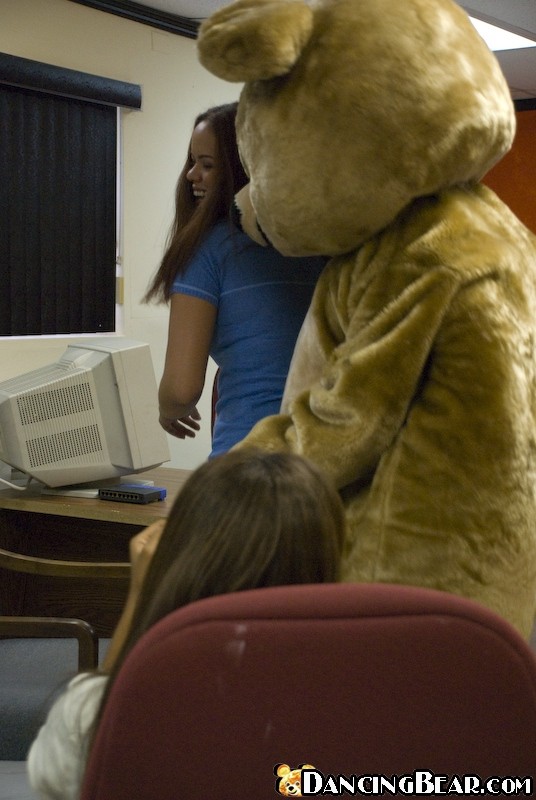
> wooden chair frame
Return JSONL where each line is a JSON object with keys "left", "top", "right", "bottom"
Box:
{"left": 0, "top": 546, "right": 130, "bottom": 670}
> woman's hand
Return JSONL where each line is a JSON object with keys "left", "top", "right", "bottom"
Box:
{"left": 159, "top": 408, "right": 201, "bottom": 439}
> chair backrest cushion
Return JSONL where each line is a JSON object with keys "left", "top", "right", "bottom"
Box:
{"left": 81, "top": 583, "right": 536, "bottom": 799}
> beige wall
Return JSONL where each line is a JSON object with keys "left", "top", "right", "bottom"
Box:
{"left": 0, "top": 0, "right": 241, "bottom": 469}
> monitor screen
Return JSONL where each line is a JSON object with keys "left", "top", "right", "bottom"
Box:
{"left": 0, "top": 338, "right": 170, "bottom": 488}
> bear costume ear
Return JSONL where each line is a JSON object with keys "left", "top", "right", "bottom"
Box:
{"left": 198, "top": 0, "right": 313, "bottom": 82}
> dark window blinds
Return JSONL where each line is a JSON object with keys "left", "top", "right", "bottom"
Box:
{"left": 0, "top": 53, "right": 141, "bottom": 336}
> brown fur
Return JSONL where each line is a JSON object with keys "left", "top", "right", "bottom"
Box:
{"left": 198, "top": 0, "right": 536, "bottom": 637}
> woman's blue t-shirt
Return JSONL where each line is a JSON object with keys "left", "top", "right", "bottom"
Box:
{"left": 172, "top": 221, "right": 326, "bottom": 456}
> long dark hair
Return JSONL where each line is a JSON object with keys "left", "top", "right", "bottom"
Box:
{"left": 144, "top": 102, "right": 248, "bottom": 303}
{"left": 90, "top": 449, "right": 345, "bottom": 746}
{"left": 113, "top": 449, "right": 343, "bottom": 674}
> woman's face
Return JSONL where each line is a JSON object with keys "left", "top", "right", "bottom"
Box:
{"left": 186, "top": 120, "right": 219, "bottom": 203}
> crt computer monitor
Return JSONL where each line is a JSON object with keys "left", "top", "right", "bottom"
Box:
{"left": 0, "top": 338, "right": 170, "bottom": 489}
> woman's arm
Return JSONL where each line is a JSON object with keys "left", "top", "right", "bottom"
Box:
{"left": 27, "top": 523, "right": 166, "bottom": 799}
{"left": 101, "top": 521, "right": 166, "bottom": 672}
{"left": 27, "top": 673, "right": 109, "bottom": 800}
{"left": 240, "top": 262, "right": 460, "bottom": 489}
{"left": 158, "top": 293, "right": 217, "bottom": 439}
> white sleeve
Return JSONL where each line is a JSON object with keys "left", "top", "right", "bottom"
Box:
{"left": 27, "top": 673, "right": 108, "bottom": 800}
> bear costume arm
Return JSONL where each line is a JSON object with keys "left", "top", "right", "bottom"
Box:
{"left": 240, "top": 251, "right": 460, "bottom": 490}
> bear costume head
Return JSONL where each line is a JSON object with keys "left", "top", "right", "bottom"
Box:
{"left": 198, "top": 0, "right": 536, "bottom": 638}
{"left": 198, "top": 0, "right": 514, "bottom": 255}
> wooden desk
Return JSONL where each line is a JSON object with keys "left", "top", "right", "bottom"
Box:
{"left": 0, "top": 467, "right": 191, "bottom": 636}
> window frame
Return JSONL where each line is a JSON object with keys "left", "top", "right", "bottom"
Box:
{"left": 0, "top": 52, "right": 141, "bottom": 338}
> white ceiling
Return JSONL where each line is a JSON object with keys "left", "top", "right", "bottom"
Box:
{"left": 90, "top": 0, "right": 536, "bottom": 99}
{"left": 460, "top": 0, "right": 536, "bottom": 99}
{"left": 133, "top": 0, "right": 224, "bottom": 16}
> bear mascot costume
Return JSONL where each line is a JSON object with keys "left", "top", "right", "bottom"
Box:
{"left": 197, "top": 0, "right": 536, "bottom": 638}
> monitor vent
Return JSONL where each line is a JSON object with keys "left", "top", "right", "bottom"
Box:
{"left": 17, "top": 383, "right": 94, "bottom": 426}
{"left": 26, "top": 425, "right": 104, "bottom": 468}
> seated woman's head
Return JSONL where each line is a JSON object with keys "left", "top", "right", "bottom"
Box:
{"left": 134, "top": 448, "right": 345, "bottom": 633}
{"left": 91, "top": 448, "right": 345, "bottom": 750}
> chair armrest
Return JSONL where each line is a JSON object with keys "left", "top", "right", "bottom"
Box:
{"left": 0, "top": 616, "right": 99, "bottom": 670}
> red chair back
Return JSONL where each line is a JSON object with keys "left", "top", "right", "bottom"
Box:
{"left": 81, "top": 583, "right": 536, "bottom": 799}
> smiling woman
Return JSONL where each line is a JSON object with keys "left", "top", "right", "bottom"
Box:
{"left": 142, "top": 102, "right": 326, "bottom": 457}
{"left": 186, "top": 120, "right": 218, "bottom": 202}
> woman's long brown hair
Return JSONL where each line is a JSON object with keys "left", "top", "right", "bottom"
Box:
{"left": 144, "top": 102, "right": 248, "bottom": 303}
{"left": 89, "top": 449, "right": 345, "bottom": 747}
